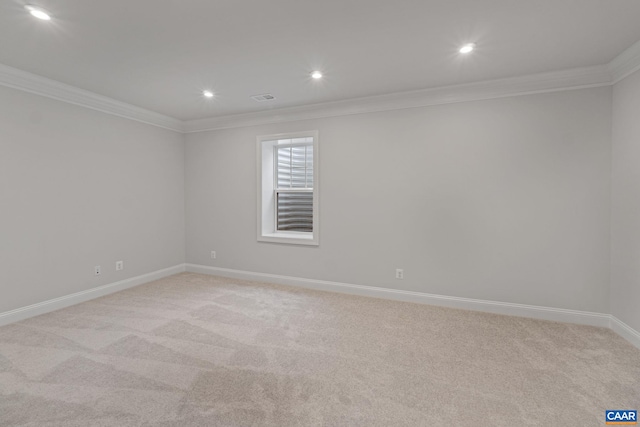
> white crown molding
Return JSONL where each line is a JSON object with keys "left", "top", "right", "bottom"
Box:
{"left": 3, "top": 37, "right": 640, "bottom": 134}
{"left": 0, "top": 264, "right": 186, "bottom": 327}
{"left": 0, "top": 63, "right": 184, "bottom": 133}
{"left": 608, "top": 39, "right": 640, "bottom": 84}
{"left": 184, "top": 65, "right": 612, "bottom": 133}
{"left": 186, "top": 264, "right": 611, "bottom": 328}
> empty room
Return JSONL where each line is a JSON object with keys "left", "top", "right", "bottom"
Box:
{"left": 1, "top": 1, "right": 640, "bottom": 425}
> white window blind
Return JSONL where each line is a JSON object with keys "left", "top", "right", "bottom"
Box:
{"left": 276, "top": 141, "right": 313, "bottom": 232}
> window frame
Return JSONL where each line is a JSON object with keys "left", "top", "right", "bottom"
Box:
{"left": 257, "top": 131, "right": 319, "bottom": 246}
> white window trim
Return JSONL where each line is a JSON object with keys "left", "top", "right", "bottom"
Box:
{"left": 257, "top": 131, "right": 319, "bottom": 246}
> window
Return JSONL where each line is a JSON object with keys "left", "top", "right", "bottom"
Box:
{"left": 257, "top": 131, "right": 319, "bottom": 245}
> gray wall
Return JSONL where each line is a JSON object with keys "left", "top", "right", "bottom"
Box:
{"left": 611, "top": 69, "right": 640, "bottom": 331}
{"left": 0, "top": 85, "right": 185, "bottom": 313}
{"left": 185, "top": 87, "right": 612, "bottom": 313}
{"left": 0, "top": 81, "right": 618, "bottom": 318}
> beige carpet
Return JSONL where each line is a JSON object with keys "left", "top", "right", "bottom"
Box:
{"left": 0, "top": 273, "right": 638, "bottom": 426}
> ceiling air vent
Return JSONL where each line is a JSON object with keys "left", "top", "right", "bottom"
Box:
{"left": 251, "top": 93, "right": 276, "bottom": 102}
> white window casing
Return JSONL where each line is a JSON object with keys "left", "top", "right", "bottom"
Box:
{"left": 257, "top": 131, "right": 319, "bottom": 245}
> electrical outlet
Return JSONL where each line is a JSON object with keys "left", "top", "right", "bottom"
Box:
{"left": 211, "top": 251, "right": 216, "bottom": 259}
{"left": 95, "top": 265, "right": 101, "bottom": 276}
{"left": 395, "top": 268, "right": 404, "bottom": 279}
{"left": 116, "top": 261, "right": 124, "bottom": 271}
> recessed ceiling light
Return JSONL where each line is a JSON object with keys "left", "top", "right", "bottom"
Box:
{"left": 311, "top": 71, "right": 323, "bottom": 79}
{"left": 459, "top": 43, "right": 476, "bottom": 54}
{"left": 25, "top": 5, "right": 51, "bottom": 21}
{"left": 203, "top": 90, "right": 214, "bottom": 98}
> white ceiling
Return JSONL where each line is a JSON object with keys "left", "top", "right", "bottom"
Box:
{"left": 1, "top": 0, "right": 640, "bottom": 122}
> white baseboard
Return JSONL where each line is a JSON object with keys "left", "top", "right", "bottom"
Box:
{"left": 3, "top": 263, "right": 638, "bottom": 351}
{"left": 185, "top": 264, "right": 611, "bottom": 328}
{"left": 0, "top": 264, "right": 186, "bottom": 327}
{"left": 610, "top": 316, "right": 640, "bottom": 350}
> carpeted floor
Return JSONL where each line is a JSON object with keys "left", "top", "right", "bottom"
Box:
{"left": 0, "top": 273, "right": 638, "bottom": 426}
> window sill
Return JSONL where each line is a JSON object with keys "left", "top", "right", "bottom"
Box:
{"left": 258, "top": 232, "right": 319, "bottom": 246}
